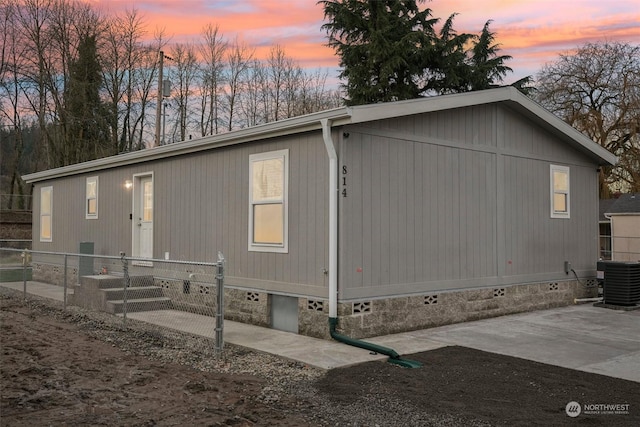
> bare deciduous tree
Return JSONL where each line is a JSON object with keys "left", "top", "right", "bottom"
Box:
{"left": 168, "top": 42, "right": 198, "bottom": 142}
{"left": 0, "top": 0, "right": 29, "bottom": 208}
{"left": 198, "top": 23, "right": 227, "bottom": 137}
{"left": 102, "top": 8, "right": 151, "bottom": 154}
{"left": 14, "top": 0, "right": 55, "bottom": 167}
{"left": 224, "top": 39, "right": 254, "bottom": 131}
{"left": 535, "top": 42, "right": 640, "bottom": 196}
{"left": 267, "top": 45, "right": 289, "bottom": 122}
{"left": 240, "top": 59, "right": 267, "bottom": 127}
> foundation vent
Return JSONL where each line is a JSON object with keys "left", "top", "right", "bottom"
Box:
{"left": 307, "top": 299, "right": 324, "bottom": 311}
{"left": 353, "top": 301, "right": 371, "bottom": 314}
{"left": 493, "top": 288, "right": 505, "bottom": 297}
{"left": 198, "top": 285, "right": 210, "bottom": 295}
{"left": 246, "top": 292, "right": 260, "bottom": 302}
{"left": 424, "top": 295, "right": 438, "bottom": 305}
{"left": 549, "top": 283, "right": 559, "bottom": 291}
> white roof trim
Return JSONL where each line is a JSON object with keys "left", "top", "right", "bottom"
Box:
{"left": 23, "top": 87, "right": 616, "bottom": 183}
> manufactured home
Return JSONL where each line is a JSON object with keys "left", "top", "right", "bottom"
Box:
{"left": 23, "top": 87, "right": 617, "bottom": 339}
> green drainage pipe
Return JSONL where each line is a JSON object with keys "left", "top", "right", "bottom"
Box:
{"left": 329, "top": 317, "right": 422, "bottom": 368}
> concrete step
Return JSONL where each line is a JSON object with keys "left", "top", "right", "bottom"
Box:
{"left": 107, "top": 297, "right": 173, "bottom": 314}
{"left": 74, "top": 275, "right": 171, "bottom": 314}
{"left": 79, "top": 275, "right": 154, "bottom": 289}
{"left": 102, "top": 286, "right": 164, "bottom": 301}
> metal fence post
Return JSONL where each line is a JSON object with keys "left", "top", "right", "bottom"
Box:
{"left": 21, "top": 249, "right": 28, "bottom": 299}
{"left": 121, "top": 252, "right": 129, "bottom": 322}
{"left": 63, "top": 254, "right": 68, "bottom": 309}
{"left": 215, "top": 252, "right": 225, "bottom": 355}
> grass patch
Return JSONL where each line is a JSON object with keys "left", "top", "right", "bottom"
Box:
{"left": 0, "top": 267, "right": 32, "bottom": 282}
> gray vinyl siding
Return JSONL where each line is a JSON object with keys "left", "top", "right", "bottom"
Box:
{"left": 339, "top": 104, "right": 599, "bottom": 300}
{"left": 155, "top": 135, "right": 329, "bottom": 295}
{"left": 32, "top": 133, "right": 329, "bottom": 298}
{"left": 502, "top": 158, "right": 597, "bottom": 278}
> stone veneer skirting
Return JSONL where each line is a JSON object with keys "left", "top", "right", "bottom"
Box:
{"left": 32, "top": 262, "right": 78, "bottom": 288}
{"left": 307, "top": 279, "right": 598, "bottom": 339}
{"left": 152, "top": 277, "right": 599, "bottom": 339}
{"left": 32, "top": 262, "right": 598, "bottom": 340}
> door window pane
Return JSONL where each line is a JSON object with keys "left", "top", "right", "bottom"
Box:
{"left": 143, "top": 181, "right": 153, "bottom": 221}
{"left": 86, "top": 177, "right": 98, "bottom": 218}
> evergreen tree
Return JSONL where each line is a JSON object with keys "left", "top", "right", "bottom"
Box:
{"left": 320, "top": 0, "right": 521, "bottom": 104}
{"left": 424, "top": 13, "right": 474, "bottom": 94}
{"left": 467, "top": 20, "right": 512, "bottom": 91}
{"left": 320, "top": 0, "right": 438, "bottom": 105}
{"left": 64, "top": 34, "right": 111, "bottom": 165}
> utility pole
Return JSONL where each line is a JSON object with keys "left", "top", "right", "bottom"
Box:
{"left": 154, "top": 50, "right": 164, "bottom": 147}
{"left": 155, "top": 51, "right": 174, "bottom": 147}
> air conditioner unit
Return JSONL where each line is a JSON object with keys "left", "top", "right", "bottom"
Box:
{"left": 599, "top": 261, "right": 640, "bottom": 306}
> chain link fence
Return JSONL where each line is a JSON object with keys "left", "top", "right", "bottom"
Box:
{"left": 0, "top": 247, "right": 226, "bottom": 353}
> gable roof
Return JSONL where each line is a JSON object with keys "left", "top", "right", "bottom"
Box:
{"left": 23, "top": 87, "right": 617, "bottom": 184}
{"left": 605, "top": 193, "right": 640, "bottom": 216}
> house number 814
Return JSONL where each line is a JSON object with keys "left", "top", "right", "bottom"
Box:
{"left": 342, "top": 165, "right": 347, "bottom": 197}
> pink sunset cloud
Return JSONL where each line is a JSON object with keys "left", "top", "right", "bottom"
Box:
{"left": 91, "top": 0, "right": 640, "bottom": 84}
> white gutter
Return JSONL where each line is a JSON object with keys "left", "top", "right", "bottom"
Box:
{"left": 321, "top": 118, "right": 338, "bottom": 318}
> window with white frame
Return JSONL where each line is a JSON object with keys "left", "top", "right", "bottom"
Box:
{"left": 248, "top": 149, "right": 288, "bottom": 252}
{"left": 550, "top": 165, "right": 570, "bottom": 218}
{"left": 86, "top": 176, "right": 98, "bottom": 219}
{"left": 40, "top": 186, "right": 53, "bottom": 242}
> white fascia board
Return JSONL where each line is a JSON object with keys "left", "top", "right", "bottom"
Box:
{"left": 347, "top": 87, "right": 515, "bottom": 123}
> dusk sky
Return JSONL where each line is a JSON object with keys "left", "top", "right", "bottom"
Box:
{"left": 92, "top": 0, "right": 640, "bottom": 85}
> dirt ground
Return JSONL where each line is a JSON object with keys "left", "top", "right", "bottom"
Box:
{"left": 2, "top": 291, "right": 640, "bottom": 426}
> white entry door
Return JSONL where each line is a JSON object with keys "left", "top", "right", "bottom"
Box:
{"left": 133, "top": 174, "right": 153, "bottom": 260}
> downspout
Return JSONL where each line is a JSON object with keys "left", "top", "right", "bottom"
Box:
{"left": 320, "top": 119, "right": 421, "bottom": 369}
{"left": 321, "top": 118, "right": 339, "bottom": 321}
